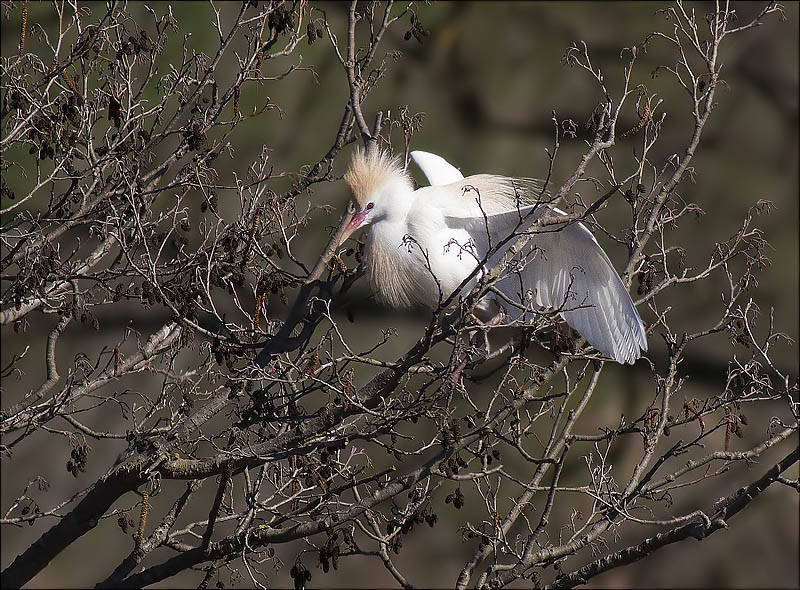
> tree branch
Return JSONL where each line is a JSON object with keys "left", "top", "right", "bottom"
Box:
{"left": 547, "top": 444, "right": 800, "bottom": 589}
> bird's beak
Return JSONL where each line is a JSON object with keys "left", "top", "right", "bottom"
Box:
{"left": 335, "top": 201, "right": 371, "bottom": 247}
{"left": 306, "top": 201, "right": 372, "bottom": 283}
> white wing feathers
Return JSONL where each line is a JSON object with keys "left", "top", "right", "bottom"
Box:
{"left": 411, "top": 152, "right": 647, "bottom": 364}
{"left": 410, "top": 151, "right": 465, "bottom": 186}
{"left": 445, "top": 207, "right": 647, "bottom": 364}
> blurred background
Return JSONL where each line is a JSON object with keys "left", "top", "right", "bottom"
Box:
{"left": 2, "top": 2, "right": 797, "bottom": 588}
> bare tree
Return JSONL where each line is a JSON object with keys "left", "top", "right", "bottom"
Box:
{"left": 1, "top": 1, "right": 796, "bottom": 589}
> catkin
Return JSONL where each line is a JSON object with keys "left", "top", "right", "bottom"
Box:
{"left": 135, "top": 491, "right": 150, "bottom": 547}
{"left": 62, "top": 69, "right": 79, "bottom": 95}
{"left": 19, "top": 4, "right": 28, "bottom": 57}
{"left": 622, "top": 94, "right": 651, "bottom": 139}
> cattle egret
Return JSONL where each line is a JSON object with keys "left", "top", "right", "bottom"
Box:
{"left": 331, "top": 148, "right": 647, "bottom": 364}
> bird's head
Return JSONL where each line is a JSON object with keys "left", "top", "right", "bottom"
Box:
{"left": 334, "top": 147, "right": 414, "bottom": 246}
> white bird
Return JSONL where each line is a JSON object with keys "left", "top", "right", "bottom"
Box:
{"left": 332, "top": 148, "right": 647, "bottom": 364}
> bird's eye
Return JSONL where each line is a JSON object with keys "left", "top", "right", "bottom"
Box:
{"left": 366, "top": 202, "right": 374, "bottom": 210}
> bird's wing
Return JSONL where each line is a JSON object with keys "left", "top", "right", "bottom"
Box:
{"left": 443, "top": 197, "right": 647, "bottom": 364}
{"left": 410, "top": 150, "right": 465, "bottom": 186}
{"left": 407, "top": 154, "right": 646, "bottom": 363}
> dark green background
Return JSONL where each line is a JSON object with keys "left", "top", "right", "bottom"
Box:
{"left": 1, "top": 2, "right": 797, "bottom": 588}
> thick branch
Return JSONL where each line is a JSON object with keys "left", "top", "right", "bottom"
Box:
{"left": 0, "top": 462, "right": 148, "bottom": 589}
